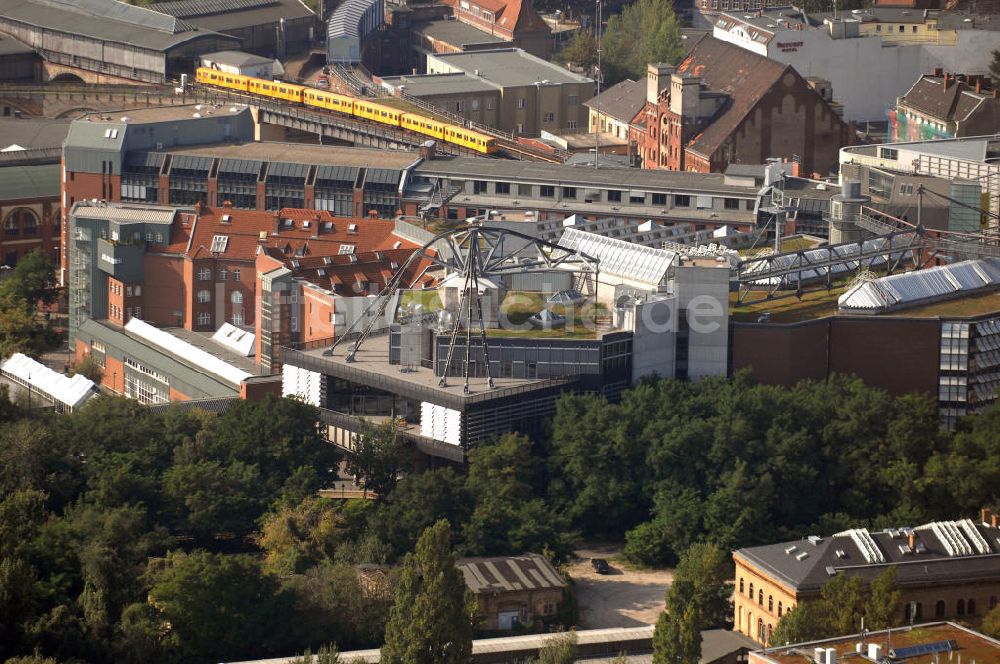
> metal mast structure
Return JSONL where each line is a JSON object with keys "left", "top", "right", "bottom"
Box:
{"left": 324, "top": 221, "right": 600, "bottom": 392}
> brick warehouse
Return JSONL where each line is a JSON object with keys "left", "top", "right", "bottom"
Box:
{"left": 631, "top": 36, "right": 852, "bottom": 176}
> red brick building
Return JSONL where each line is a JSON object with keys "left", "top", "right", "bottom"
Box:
{"left": 438, "top": 0, "right": 552, "bottom": 58}
{"left": 68, "top": 201, "right": 432, "bottom": 399}
{"left": 1, "top": 162, "right": 60, "bottom": 270}
{"left": 630, "top": 36, "right": 851, "bottom": 176}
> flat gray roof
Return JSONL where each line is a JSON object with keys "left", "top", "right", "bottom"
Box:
{"left": 154, "top": 0, "right": 315, "bottom": 32}
{"left": 0, "top": 119, "right": 71, "bottom": 151}
{"left": 0, "top": 0, "right": 234, "bottom": 52}
{"left": 0, "top": 163, "right": 60, "bottom": 201}
{"left": 413, "top": 19, "right": 506, "bottom": 47}
{"left": 428, "top": 48, "right": 593, "bottom": 87}
{"left": 202, "top": 49, "right": 274, "bottom": 67}
{"left": 160, "top": 141, "right": 422, "bottom": 169}
{"left": 379, "top": 72, "right": 499, "bottom": 96}
{"left": 78, "top": 319, "right": 243, "bottom": 398}
{"left": 416, "top": 156, "right": 759, "bottom": 195}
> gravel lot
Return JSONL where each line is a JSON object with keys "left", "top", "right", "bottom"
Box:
{"left": 566, "top": 546, "right": 674, "bottom": 629}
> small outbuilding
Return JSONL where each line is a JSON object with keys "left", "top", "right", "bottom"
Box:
{"left": 456, "top": 553, "right": 567, "bottom": 631}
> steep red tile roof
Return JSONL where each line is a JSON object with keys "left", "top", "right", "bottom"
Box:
{"left": 672, "top": 35, "right": 788, "bottom": 159}
{"left": 160, "top": 206, "right": 419, "bottom": 262}
{"left": 264, "top": 247, "right": 437, "bottom": 295}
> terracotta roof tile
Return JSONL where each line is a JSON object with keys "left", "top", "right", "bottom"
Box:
{"left": 673, "top": 35, "right": 788, "bottom": 158}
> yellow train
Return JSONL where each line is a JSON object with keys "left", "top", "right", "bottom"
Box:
{"left": 195, "top": 67, "right": 498, "bottom": 155}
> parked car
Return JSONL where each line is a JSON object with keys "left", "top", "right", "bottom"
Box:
{"left": 591, "top": 558, "right": 610, "bottom": 574}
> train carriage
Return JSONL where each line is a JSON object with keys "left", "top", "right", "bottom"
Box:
{"left": 196, "top": 67, "right": 498, "bottom": 155}
{"left": 352, "top": 100, "right": 402, "bottom": 126}
{"left": 303, "top": 89, "right": 356, "bottom": 116}
{"left": 399, "top": 113, "right": 446, "bottom": 141}
{"left": 247, "top": 79, "right": 305, "bottom": 104}
{"left": 445, "top": 126, "right": 497, "bottom": 154}
{"left": 196, "top": 68, "right": 250, "bottom": 93}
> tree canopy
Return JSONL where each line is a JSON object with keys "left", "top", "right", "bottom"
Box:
{"left": 381, "top": 520, "right": 476, "bottom": 664}
{"left": 601, "top": 0, "right": 684, "bottom": 85}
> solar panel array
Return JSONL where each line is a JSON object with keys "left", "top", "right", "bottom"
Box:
{"left": 558, "top": 227, "right": 677, "bottom": 286}
{"left": 743, "top": 236, "right": 909, "bottom": 286}
{"left": 888, "top": 639, "right": 957, "bottom": 660}
{"left": 838, "top": 258, "right": 1000, "bottom": 312}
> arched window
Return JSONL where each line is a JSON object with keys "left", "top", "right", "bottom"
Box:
{"left": 757, "top": 618, "right": 765, "bottom": 642}
{"left": 18, "top": 209, "right": 38, "bottom": 237}
{"left": 957, "top": 599, "right": 965, "bottom": 616}
{"left": 767, "top": 623, "right": 773, "bottom": 644}
{"left": 197, "top": 290, "right": 210, "bottom": 303}
{"left": 3, "top": 212, "right": 18, "bottom": 237}
{"left": 915, "top": 602, "right": 923, "bottom": 620}
{"left": 749, "top": 582, "right": 754, "bottom": 599}
{"left": 231, "top": 290, "right": 243, "bottom": 305}
{"left": 739, "top": 578, "right": 744, "bottom": 594}
{"left": 758, "top": 589, "right": 764, "bottom": 606}
{"left": 935, "top": 600, "right": 945, "bottom": 618}
{"left": 768, "top": 596, "right": 773, "bottom": 613}
{"left": 968, "top": 599, "right": 976, "bottom": 616}
{"left": 778, "top": 601, "right": 783, "bottom": 617}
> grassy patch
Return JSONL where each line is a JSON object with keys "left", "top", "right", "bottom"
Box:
{"left": 730, "top": 287, "right": 846, "bottom": 323}
{"left": 399, "top": 289, "right": 442, "bottom": 312}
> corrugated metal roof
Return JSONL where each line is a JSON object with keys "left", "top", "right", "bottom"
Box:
{"left": 147, "top": 396, "right": 239, "bottom": 414}
{"left": 327, "top": 0, "right": 381, "bottom": 40}
{"left": 170, "top": 154, "right": 213, "bottom": 172}
{"left": 364, "top": 168, "right": 400, "bottom": 186}
{"left": 0, "top": 163, "right": 59, "bottom": 201}
{"left": 1, "top": 353, "right": 97, "bottom": 409}
{"left": 267, "top": 161, "right": 308, "bottom": 179}
{"left": 154, "top": 0, "right": 278, "bottom": 19}
{"left": 315, "top": 165, "right": 358, "bottom": 183}
{"left": 217, "top": 158, "right": 261, "bottom": 176}
{"left": 0, "top": 0, "right": 235, "bottom": 52}
{"left": 72, "top": 203, "right": 180, "bottom": 224}
{"left": 456, "top": 553, "right": 566, "bottom": 594}
{"left": 125, "top": 151, "right": 165, "bottom": 169}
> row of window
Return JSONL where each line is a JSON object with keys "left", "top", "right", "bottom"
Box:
{"left": 196, "top": 289, "right": 244, "bottom": 304}
{"left": 739, "top": 579, "right": 786, "bottom": 618}
{"left": 197, "top": 267, "right": 243, "bottom": 281}
{"left": 109, "top": 304, "right": 143, "bottom": 321}
{"left": 194, "top": 311, "right": 245, "bottom": 327}
{"left": 3, "top": 209, "right": 41, "bottom": 238}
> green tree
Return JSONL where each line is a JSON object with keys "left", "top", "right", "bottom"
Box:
{"left": 558, "top": 31, "right": 597, "bottom": 71}
{"left": 148, "top": 551, "right": 294, "bottom": 662}
{"left": 769, "top": 601, "right": 830, "bottom": 646}
{"left": 289, "top": 643, "right": 341, "bottom": 664}
{"left": 865, "top": 567, "right": 902, "bottom": 630}
{"left": 652, "top": 603, "right": 701, "bottom": 664}
{"left": 284, "top": 562, "right": 393, "bottom": 650}
{"left": 982, "top": 602, "right": 1000, "bottom": 639}
{"left": 381, "top": 520, "right": 475, "bottom": 664}
{"left": 672, "top": 543, "right": 732, "bottom": 629}
{"left": 345, "top": 420, "right": 408, "bottom": 498}
{"left": 601, "top": 0, "right": 684, "bottom": 85}
{"left": 0, "top": 248, "right": 57, "bottom": 306}
{"left": 462, "top": 433, "right": 570, "bottom": 560}
{"left": 0, "top": 291, "right": 42, "bottom": 358}
{"left": 258, "top": 497, "right": 347, "bottom": 575}
{"left": 113, "top": 602, "right": 168, "bottom": 664}
{"left": 991, "top": 49, "right": 1000, "bottom": 89}
{"left": 70, "top": 355, "right": 104, "bottom": 384}
{"left": 537, "top": 630, "right": 577, "bottom": 664}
